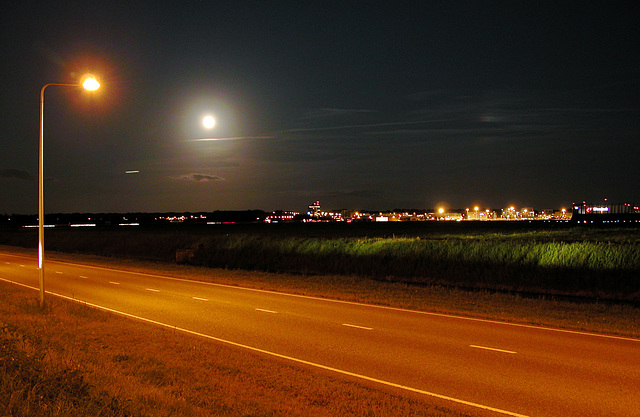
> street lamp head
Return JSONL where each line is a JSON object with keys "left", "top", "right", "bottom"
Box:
{"left": 81, "top": 74, "right": 100, "bottom": 91}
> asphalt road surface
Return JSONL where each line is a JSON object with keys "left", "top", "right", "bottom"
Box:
{"left": 1, "top": 251, "right": 638, "bottom": 417}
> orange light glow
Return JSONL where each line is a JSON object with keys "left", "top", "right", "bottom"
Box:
{"left": 81, "top": 74, "right": 100, "bottom": 91}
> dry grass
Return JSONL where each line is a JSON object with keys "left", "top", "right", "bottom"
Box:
{"left": 0, "top": 281, "right": 476, "bottom": 417}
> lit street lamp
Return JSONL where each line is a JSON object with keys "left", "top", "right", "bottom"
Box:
{"left": 38, "top": 75, "right": 100, "bottom": 307}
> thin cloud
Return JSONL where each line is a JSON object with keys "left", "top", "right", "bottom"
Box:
{"left": 184, "top": 136, "right": 275, "bottom": 142}
{"left": 321, "top": 189, "right": 386, "bottom": 199}
{"left": 175, "top": 173, "right": 224, "bottom": 182}
{"left": 0, "top": 169, "right": 33, "bottom": 181}
{"left": 283, "top": 119, "right": 454, "bottom": 133}
{"left": 300, "top": 108, "right": 377, "bottom": 120}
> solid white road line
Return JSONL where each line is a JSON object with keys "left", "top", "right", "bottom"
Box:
{"left": 470, "top": 345, "right": 517, "bottom": 354}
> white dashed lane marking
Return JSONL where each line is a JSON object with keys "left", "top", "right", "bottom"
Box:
{"left": 470, "top": 345, "right": 517, "bottom": 354}
{"left": 342, "top": 323, "right": 374, "bottom": 331}
{"left": 255, "top": 308, "right": 278, "bottom": 314}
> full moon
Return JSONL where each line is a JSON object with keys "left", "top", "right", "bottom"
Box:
{"left": 202, "top": 115, "right": 216, "bottom": 129}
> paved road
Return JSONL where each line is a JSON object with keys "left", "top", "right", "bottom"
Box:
{"left": 1, "top": 251, "right": 638, "bottom": 417}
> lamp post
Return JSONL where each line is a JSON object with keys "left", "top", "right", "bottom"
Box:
{"left": 38, "top": 75, "right": 100, "bottom": 307}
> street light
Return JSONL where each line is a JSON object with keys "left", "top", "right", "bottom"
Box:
{"left": 38, "top": 74, "right": 100, "bottom": 307}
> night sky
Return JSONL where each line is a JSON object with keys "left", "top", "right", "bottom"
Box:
{"left": 1, "top": 2, "right": 639, "bottom": 214}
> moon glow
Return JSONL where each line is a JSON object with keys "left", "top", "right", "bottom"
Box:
{"left": 203, "top": 115, "right": 216, "bottom": 129}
